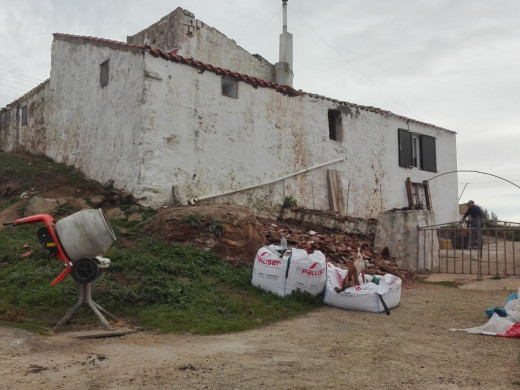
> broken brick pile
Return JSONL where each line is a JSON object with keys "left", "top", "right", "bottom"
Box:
{"left": 259, "top": 219, "right": 416, "bottom": 284}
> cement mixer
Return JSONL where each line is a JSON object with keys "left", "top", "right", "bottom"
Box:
{"left": 3, "top": 209, "right": 116, "bottom": 285}
{"left": 4, "top": 209, "right": 119, "bottom": 330}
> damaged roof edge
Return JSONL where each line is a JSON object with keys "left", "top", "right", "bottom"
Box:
{"left": 2, "top": 79, "right": 50, "bottom": 110}
{"left": 12, "top": 33, "right": 455, "bottom": 135}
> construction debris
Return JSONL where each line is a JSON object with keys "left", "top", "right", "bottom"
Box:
{"left": 144, "top": 204, "right": 416, "bottom": 285}
{"left": 259, "top": 219, "right": 416, "bottom": 284}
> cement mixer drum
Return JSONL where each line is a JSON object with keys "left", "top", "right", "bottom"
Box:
{"left": 55, "top": 209, "right": 116, "bottom": 262}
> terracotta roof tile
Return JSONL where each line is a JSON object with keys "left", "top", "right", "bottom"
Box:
{"left": 51, "top": 33, "right": 454, "bottom": 133}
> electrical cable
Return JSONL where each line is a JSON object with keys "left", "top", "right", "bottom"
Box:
{"left": 243, "top": 5, "right": 282, "bottom": 50}
{"left": 288, "top": 5, "right": 418, "bottom": 117}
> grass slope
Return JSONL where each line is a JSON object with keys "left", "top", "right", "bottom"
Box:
{"left": 0, "top": 152, "right": 322, "bottom": 334}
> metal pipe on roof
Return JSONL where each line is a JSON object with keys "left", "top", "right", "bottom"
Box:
{"left": 283, "top": 0, "right": 288, "bottom": 33}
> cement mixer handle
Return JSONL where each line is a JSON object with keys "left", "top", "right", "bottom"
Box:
{"left": 2, "top": 214, "right": 55, "bottom": 227}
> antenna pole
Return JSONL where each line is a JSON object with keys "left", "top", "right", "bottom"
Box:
{"left": 282, "top": 0, "right": 288, "bottom": 33}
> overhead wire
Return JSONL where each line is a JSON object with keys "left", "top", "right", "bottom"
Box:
{"left": 287, "top": 5, "right": 418, "bottom": 117}
{"left": 0, "top": 68, "right": 43, "bottom": 83}
{"left": 0, "top": 68, "right": 46, "bottom": 92}
{"left": 243, "top": 5, "right": 282, "bottom": 51}
{"left": 458, "top": 179, "right": 520, "bottom": 185}
{"left": 0, "top": 83, "right": 29, "bottom": 92}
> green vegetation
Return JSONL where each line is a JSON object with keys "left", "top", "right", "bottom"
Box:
{"left": 184, "top": 214, "right": 201, "bottom": 228}
{"left": 419, "top": 279, "right": 463, "bottom": 288}
{"left": 0, "top": 152, "right": 105, "bottom": 193}
{"left": 282, "top": 195, "right": 297, "bottom": 209}
{"left": 0, "top": 152, "right": 322, "bottom": 334}
{"left": 0, "top": 221, "right": 321, "bottom": 334}
{"left": 208, "top": 218, "right": 224, "bottom": 237}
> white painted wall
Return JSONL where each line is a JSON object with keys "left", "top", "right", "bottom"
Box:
{"left": 0, "top": 80, "right": 49, "bottom": 153}
{"left": 45, "top": 37, "right": 146, "bottom": 197}
{"left": 136, "top": 51, "right": 459, "bottom": 224}
{"left": 374, "top": 210, "right": 439, "bottom": 272}
{"left": 1, "top": 35, "right": 459, "bottom": 225}
{"left": 384, "top": 116, "right": 459, "bottom": 225}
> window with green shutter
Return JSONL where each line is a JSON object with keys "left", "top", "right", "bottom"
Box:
{"left": 398, "top": 129, "right": 436, "bottom": 172}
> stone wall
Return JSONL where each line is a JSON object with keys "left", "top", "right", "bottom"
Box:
{"left": 281, "top": 208, "right": 378, "bottom": 239}
{"left": 127, "top": 7, "right": 275, "bottom": 82}
{"left": 0, "top": 80, "right": 49, "bottom": 153}
{"left": 374, "top": 209, "right": 439, "bottom": 272}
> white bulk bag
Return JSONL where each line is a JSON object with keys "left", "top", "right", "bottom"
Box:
{"left": 285, "top": 248, "right": 327, "bottom": 296}
{"left": 251, "top": 245, "right": 289, "bottom": 297}
{"left": 323, "top": 262, "right": 401, "bottom": 313}
{"left": 251, "top": 246, "right": 327, "bottom": 297}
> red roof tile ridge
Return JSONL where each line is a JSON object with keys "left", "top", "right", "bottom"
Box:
{"left": 303, "top": 92, "right": 454, "bottom": 133}
{"left": 52, "top": 33, "right": 453, "bottom": 132}
{"left": 52, "top": 33, "right": 298, "bottom": 96}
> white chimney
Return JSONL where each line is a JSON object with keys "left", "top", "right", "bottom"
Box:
{"left": 274, "top": 0, "right": 293, "bottom": 87}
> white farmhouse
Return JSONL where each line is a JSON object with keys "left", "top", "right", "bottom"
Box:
{"left": 0, "top": 6, "right": 459, "bottom": 225}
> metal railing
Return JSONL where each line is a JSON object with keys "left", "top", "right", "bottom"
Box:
{"left": 417, "top": 220, "right": 520, "bottom": 278}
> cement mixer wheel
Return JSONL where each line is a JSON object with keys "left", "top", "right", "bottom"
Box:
{"left": 71, "top": 258, "right": 100, "bottom": 284}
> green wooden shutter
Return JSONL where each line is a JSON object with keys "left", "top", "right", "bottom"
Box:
{"left": 398, "top": 129, "right": 412, "bottom": 168}
{"left": 420, "top": 135, "right": 437, "bottom": 172}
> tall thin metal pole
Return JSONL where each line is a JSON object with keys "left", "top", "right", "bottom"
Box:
{"left": 282, "top": 0, "right": 288, "bottom": 33}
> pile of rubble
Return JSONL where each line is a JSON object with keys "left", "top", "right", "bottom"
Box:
{"left": 259, "top": 219, "right": 416, "bottom": 283}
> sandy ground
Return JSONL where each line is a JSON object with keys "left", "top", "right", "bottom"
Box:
{"left": 2, "top": 279, "right": 520, "bottom": 390}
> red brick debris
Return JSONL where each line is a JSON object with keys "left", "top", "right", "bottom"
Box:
{"left": 258, "top": 219, "right": 417, "bottom": 285}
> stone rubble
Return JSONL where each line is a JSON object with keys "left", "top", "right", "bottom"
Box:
{"left": 258, "top": 219, "right": 416, "bottom": 283}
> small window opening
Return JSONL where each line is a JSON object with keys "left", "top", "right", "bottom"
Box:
{"left": 328, "top": 109, "right": 343, "bottom": 141}
{"left": 406, "top": 178, "right": 433, "bottom": 211}
{"left": 21, "top": 105, "right": 28, "bottom": 126}
{"left": 100, "top": 60, "right": 110, "bottom": 87}
{"left": 221, "top": 77, "right": 238, "bottom": 98}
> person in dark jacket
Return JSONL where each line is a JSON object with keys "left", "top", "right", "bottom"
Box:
{"left": 462, "top": 200, "right": 484, "bottom": 248}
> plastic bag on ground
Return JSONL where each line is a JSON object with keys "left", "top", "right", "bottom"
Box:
{"left": 451, "top": 296, "right": 520, "bottom": 337}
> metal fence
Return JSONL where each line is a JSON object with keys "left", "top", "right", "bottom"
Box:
{"left": 417, "top": 220, "right": 520, "bottom": 278}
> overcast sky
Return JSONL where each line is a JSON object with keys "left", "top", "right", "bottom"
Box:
{"left": 1, "top": 0, "right": 519, "bottom": 222}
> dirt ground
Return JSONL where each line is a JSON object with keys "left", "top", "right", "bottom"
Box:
{"left": 1, "top": 154, "right": 519, "bottom": 389}
{"left": 2, "top": 281, "right": 520, "bottom": 390}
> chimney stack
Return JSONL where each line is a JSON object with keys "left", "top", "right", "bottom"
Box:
{"left": 274, "top": 0, "right": 293, "bottom": 87}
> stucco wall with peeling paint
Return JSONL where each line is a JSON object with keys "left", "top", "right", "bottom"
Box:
{"left": 134, "top": 50, "right": 458, "bottom": 223}
{"left": 0, "top": 35, "right": 459, "bottom": 225}
{"left": 0, "top": 80, "right": 49, "bottom": 154}
{"left": 127, "top": 8, "right": 275, "bottom": 83}
{"left": 43, "top": 37, "right": 146, "bottom": 197}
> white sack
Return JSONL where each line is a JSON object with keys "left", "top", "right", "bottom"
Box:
{"left": 323, "top": 262, "right": 402, "bottom": 313}
{"left": 251, "top": 245, "right": 289, "bottom": 297}
{"left": 504, "top": 298, "right": 520, "bottom": 322}
{"left": 285, "top": 249, "right": 327, "bottom": 296}
{"left": 251, "top": 246, "right": 327, "bottom": 297}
